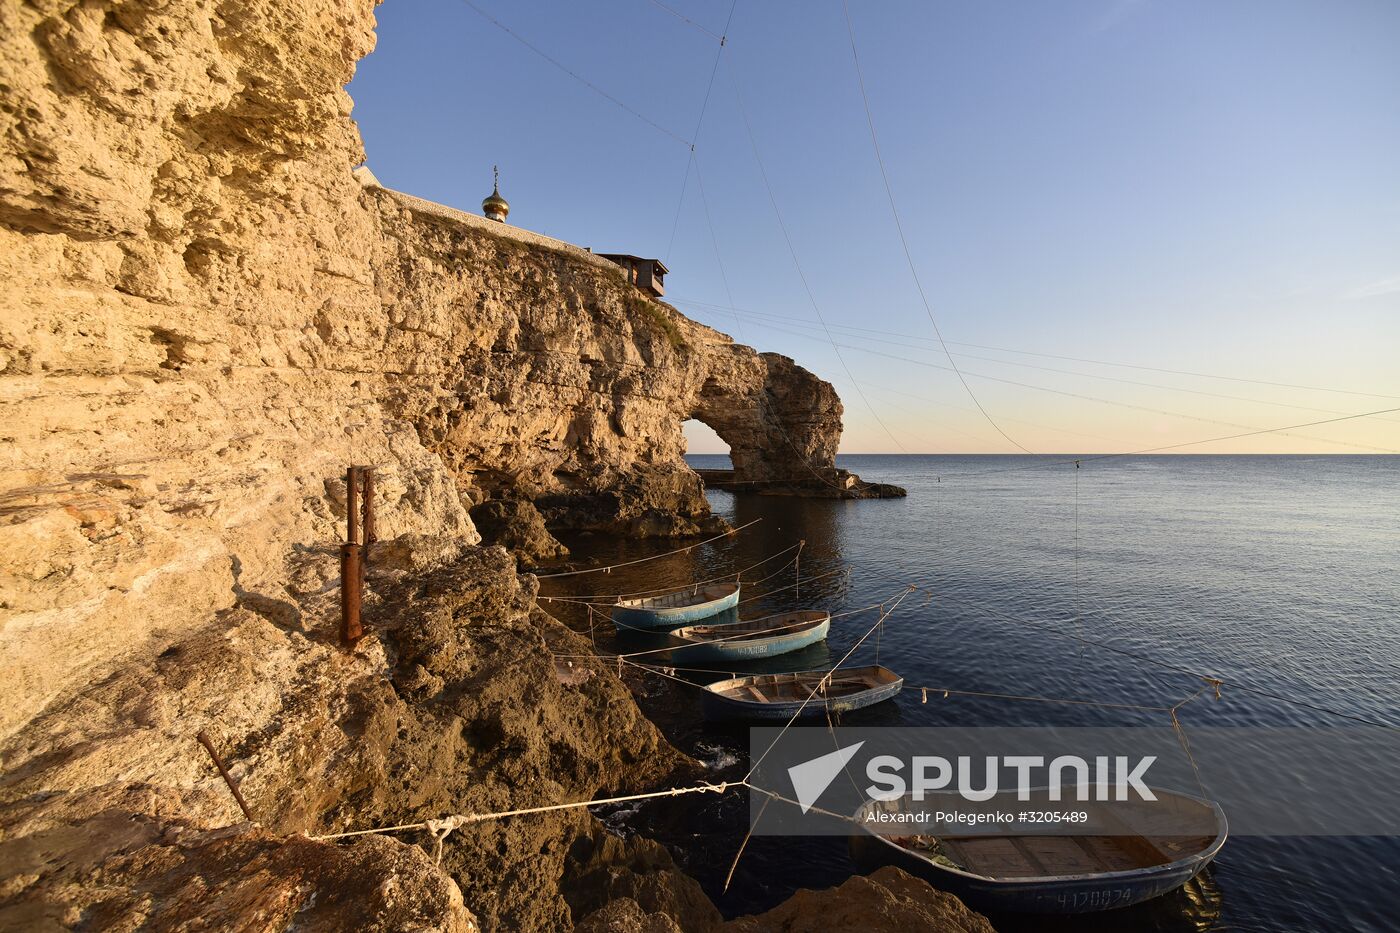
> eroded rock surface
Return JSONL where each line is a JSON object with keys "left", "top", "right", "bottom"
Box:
{"left": 0, "top": 795, "right": 478, "bottom": 933}
{"left": 0, "top": 545, "right": 712, "bottom": 931}
{"left": 470, "top": 498, "right": 569, "bottom": 568}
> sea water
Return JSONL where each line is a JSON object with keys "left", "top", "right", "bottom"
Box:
{"left": 543, "top": 454, "right": 1400, "bottom": 932}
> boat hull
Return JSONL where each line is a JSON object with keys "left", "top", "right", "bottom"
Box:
{"left": 672, "top": 617, "right": 831, "bottom": 663}
{"left": 611, "top": 586, "right": 741, "bottom": 630}
{"left": 848, "top": 791, "right": 1227, "bottom": 915}
{"left": 702, "top": 670, "right": 903, "bottom": 721}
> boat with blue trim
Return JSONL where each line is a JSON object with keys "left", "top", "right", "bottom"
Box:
{"left": 611, "top": 582, "right": 740, "bottom": 630}
{"left": 669, "top": 610, "right": 831, "bottom": 662}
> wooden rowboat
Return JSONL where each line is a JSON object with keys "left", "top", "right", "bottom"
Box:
{"left": 611, "top": 582, "right": 740, "bottom": 630}
{"left": 669, "top": 610, "right": 831, "bottom": 663}
{"left": 702, "top": 665, "right": 903, "bottom": 720}
{"left": 849, "top": 788, "right": 1227, "bottom": 914}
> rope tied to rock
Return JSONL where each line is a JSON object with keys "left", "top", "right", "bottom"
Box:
{"left": 308, "top": 781, "right": 735, "bottom": 844}
{"left": 425, "top": 815, "right": 466, "bottom": 865}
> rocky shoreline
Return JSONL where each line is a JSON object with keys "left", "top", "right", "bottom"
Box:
{"left": 0, "top": 537, "right": 992, "bottom": 931}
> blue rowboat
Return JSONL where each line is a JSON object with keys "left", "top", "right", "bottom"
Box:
{"left": 702, "top": 665, "right": 903, "bottom": 720}
{"left": 849, "top": 787, "right": 1227, "bottom": 914}
{"left": 670, "top": 611, "right": 830, "bottom": 663}
{"left": 611, "top": 582, "right": 740, "bottom": 631}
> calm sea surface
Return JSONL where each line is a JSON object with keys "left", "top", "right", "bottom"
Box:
{"left": 543, "top": 455, "right": 1400, "bottom": 932}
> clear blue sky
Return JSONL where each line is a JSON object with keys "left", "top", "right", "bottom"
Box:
{"left": 349, "top": 0, "right": 1400, "bottom": 454}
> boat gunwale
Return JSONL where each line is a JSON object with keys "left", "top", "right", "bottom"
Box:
{"left": 613, "top": 582, "right": 740, "bottom": 614}
{"left": 673, "top": 611, "right": 831, "bottom": 644}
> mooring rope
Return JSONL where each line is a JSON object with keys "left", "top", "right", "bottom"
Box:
{"left": 312, "top": 596, "right": 911, "bottom": 851}
{"left": 743, "top": 590, "right": 915, "bottom": 784}
{"left": 584, "top": 566, "right": 852, "bottom": 637}
{"left": 543, "top": 541, "right": 803, "bottom": 603}
{"left": 311, "top": 623, "right": 1230, "bottom": 877}
{"left": 550, "top": 593, "right": 907, "bottom": 664}
{"left": 910, "top": 685, "right": 1178, "bottom": 713}
{"left": 533, "top": 518, "right": 761, "bottom": 579}
{"left": 309, "top": 781, "right": 734, "bottom": 844}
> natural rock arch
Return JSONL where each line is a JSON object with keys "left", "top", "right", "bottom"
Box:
{"left": 688, "top": 357, "right": 841, "bottom": 486}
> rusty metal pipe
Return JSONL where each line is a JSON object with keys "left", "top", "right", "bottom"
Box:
{"left": 341, "top": 542, "right": 363, "bottom": 647}
{"left": 196, "top": 730, "right": 255, "bottom": 823}
{"left": 346, "top": 465, "right": 360, "bottom": 546}
{"left": 362, "top": 467, "right": 375, "bottom": 546}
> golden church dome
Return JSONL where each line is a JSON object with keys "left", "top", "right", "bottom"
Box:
{"left": 482, "top": 165, "right": 509, "bottom": 222}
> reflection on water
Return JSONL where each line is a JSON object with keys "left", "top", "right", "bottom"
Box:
{"left": 542, "top": 455, "right": 1400, "bottom": 932}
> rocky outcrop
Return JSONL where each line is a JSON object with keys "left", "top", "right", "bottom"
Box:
{"left": 564, "top": 829, "right": 723, "bottom": 932}
{"left": 0, "top": 795, "right": 478, "bottom": 933}
{"left": 0, "top": 544, "right": 712, "bottom": 931}
{"left": 469, "top": 498, "right": 569, "bottom": 568}
{"left": 694, "top": 467, "right": 907, "bottom": 499}
{"left": 723, "top": 866, "right": 996, "bottom": 933}
{"left": 0, "top": 0, "right": 472, "bottom": 744}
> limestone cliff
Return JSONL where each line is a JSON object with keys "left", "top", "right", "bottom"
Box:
{"left": 0, "top": 2, "right": 943, "bottom": 931}
{"left": 0, "top": 0, "right": 889, "bottom": 741}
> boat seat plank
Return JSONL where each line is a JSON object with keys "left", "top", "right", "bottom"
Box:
{"left": 1008, "top": 837, "right": 1054, "bottom": 875}
{"left": 1022, "top": 837, "right": 1105, "bottom": 874}
{"left": 1088, "top": 801, "right": 1186, "bottom": 865}
{"left": 1077, "top": 837, "right": 1157, "bottom": 871}
{"left": 1068, "top": 835, "right": 1120, "bottom": 872}
{"left": 953, "top": 838, "right": 1042, "bottom": 879}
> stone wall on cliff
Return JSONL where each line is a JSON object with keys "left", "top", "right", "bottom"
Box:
{"left": 0, "top": 0, "right": 867, "bottom": 742}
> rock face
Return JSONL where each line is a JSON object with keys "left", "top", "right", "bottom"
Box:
{"left": 0, "top": 799, "right": 479, "bottom": 933}
{"left": 0, "top": 0, "right": 886, "bottom": 742}
{"left": 0, "top": 544, "right": 711, "bottom": 931}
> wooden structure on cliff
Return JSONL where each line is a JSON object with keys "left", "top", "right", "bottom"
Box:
{"left": 598, "top": 253, "right": 668, "bottom": 298}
